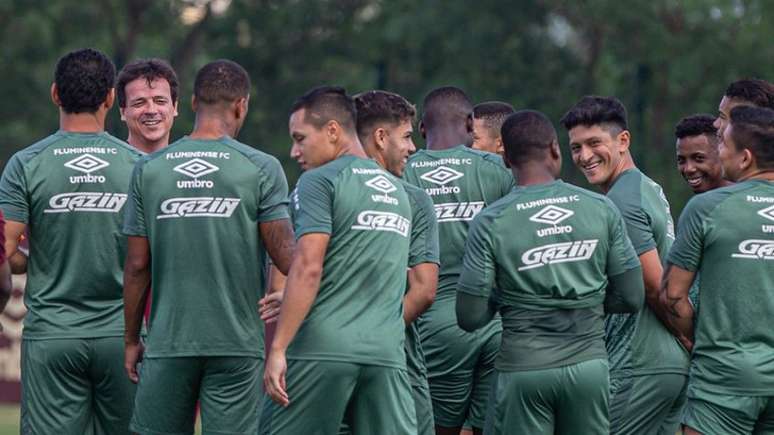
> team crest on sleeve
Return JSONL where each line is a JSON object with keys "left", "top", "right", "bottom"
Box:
{"left": 518, "top": 240, "right": 598, "bottom": 271}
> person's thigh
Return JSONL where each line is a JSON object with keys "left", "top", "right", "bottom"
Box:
{"left": 21, "top": 339, "right": 92, "bottom": 435}
{"left": 467, "top": 322, "right": 500, "bottom": 430}
{"left": 682, "top": 390, "right": 761, "bottom": 435}
{"left": 197, "top": 356, "right": 262, "bottom": 435}
{"left": 261, "top": 360, "right": 357, "bottom": 435}
{"left": 90, "top": 336, "right": 136, "bottom": 435}
{"left": 348, "top": 365, "right": 416, "bottom": 435}
{"left": 130, "top": 357, "right": 202, "bottom": 435}
{"left": 411, "top": 378, "right": 435, "bottom": 435}
{"left": 485, "top": 368, "right": 557, "bottom": 435}
{"left": 609, "top": 373, "right": 686, "bottom": 435}
{"left": 555, "top": 359, "right": 609, "bottom": 435}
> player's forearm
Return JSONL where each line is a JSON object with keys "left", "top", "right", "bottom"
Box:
{"left": 403, "top": 263, "right": 438, "bottom": 325}
{"left": 270, "top": 264, "right": 322, "bottom": 353}
{"left": 3, "top": 221, "right": 27, "bottom": 274}
{"left": 657, "top": 264, "right": 696, "bottom": 347}
{"left": 7, "top": 251, "right": 27, "bottom": 274}
{"left": 123, "top": 261, "right": 150, "bottom": 344}
{"left": 0, "top": 262, "right": 12, "bottom": 312}
{"left": 260, "top": 219, "right": 295, "bottom": 275}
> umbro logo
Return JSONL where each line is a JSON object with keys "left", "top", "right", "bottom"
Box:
{"left": 758, "top": 205, "right": 774, "bottom": 222}
{"left": 64, "top": 154, "right": 109, "bottom": 173}
{"left": 420, "top": 166, "right": 464, "bottom": 186}
{"left": 365, "top": 175, "right": 397, "bottom": 194}
{"left": 530, "top": 205, "right": 574, "bottom": 225}
{"left": 174, "top": 158, "right": 219, "bottom": 178}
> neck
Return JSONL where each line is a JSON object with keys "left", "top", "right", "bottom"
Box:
{"left": 127, "top": 135, "right": 168, "bottom": 154}
{"left": 738, "top": 168, "right": 774, "bottom": 182}
{"left": 59, "top": 110, "right": 105, "bottom": 133}
{"left": 363, "top": 142, "right": 387, "bottom": 170}
{"left": 189, "top": 114, "right": 236, "bottom": 140}
{"left": 338, "top": 134, "right": 368, "bottom": 159}
{"left": 601, "top": 153, "right": 636, "bottom": 193}
{"left": 425, "top": 130, "right": 470, "bottom": 151}
{"left": 514, "top": 162, "right": 556, "bottom": 186}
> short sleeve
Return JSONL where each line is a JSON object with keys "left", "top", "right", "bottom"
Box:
{"left": 122, "top": 161, "right": 147, "bottom": 237}
{"left": 408, "top": 189, "right": 440, "bottom": 267}
{"left": 609, "top": 192, "right": 656, "bottom": 256}
{"left": 667, "top": 196, "right": 707, "bottom": 272}
{"left": 254, "top": 155, "right": 290, "bottom": 222}
{"left": 292, "top": 169, "right": 334, "bottom": 238}
{"left": 457, "top": 213, "right": 496, "bottom": 298}
{"left": 0, "top": 154, "right": 30, "bottom": 223}
{"left": 605, "top": 201, "right": 641, "bottom": 276}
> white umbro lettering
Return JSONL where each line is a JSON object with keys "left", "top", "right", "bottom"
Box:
{"left": 64, "top": 154, "right": 110, "bottom": 184}
{"left": 351, "top": 211, "right": 410, "bottom": 237}
{"left": 44, "top": 192, "right": 127, "bottom": 213}
{"left": 420, "top": 166, "right": 464, "bottom": 186}
{"left": 731, "top": 239, "right": 774, "bottom": 260}
{"left": 434, "top": 202, "right": 484, "bottom": 223}
{"left": 157, "top": 197, "right": 240, "bottom": 219}
{"left": 518, "top": 240, "right": 598, "bottom": 271}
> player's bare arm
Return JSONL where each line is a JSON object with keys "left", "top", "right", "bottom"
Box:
{"left": 658, "top": 263, "right": 695, "bottom": 351}
{"left": 123, "top": 235, "right": 152, "bottom": 383}
{"left": 259, "top": 218, "right": 295, "bottom": 275}
{"left": 403, "top": 262, "right": 438, "bottom": 325}
{"left": 3, "top": 220, "right": 28, "bottom": 274}
{"left": 264, "top": 232, "right": 329, "bottom": 407}
{"left": 260, "top": 264, "right": 287, "bottom": 324}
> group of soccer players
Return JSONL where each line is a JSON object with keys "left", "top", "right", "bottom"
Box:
{"left": 0, "top": 46, "right": 772, "bottom": 435}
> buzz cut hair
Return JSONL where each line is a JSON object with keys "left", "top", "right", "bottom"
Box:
{"left": 117, "top": 58, "right": 179, "bottom": 108}
{"left": 501, "top": 110, "right": 558, "bottom": 166}
{"left": 560, "top": 95, "right": 628, "bottom": 134}
{"left": 675, "top": 114, "right": 718, "bottom": 144}
{"left": 724, "top": 78, "right": 774, "bottom": 110}
{"left": 193, "top": 59, "right": 250, "bottom": 106}
{"left": 421, "top": 86, "right": 473, "bottom": 131}
{"left": 474, "top": 101, "right": 516, "bottom": 138}
{"left": 354, "top": 90, "right": 416, "bottom": 142}
{"left": 290, "top": 85, "right": 357, "bottom": 132}
{"left": 729, "top": 105, "right": 774, "bottom": 169}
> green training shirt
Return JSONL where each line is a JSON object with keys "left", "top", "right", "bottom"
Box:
{"left": 0, "top": 131, "right": 139, "bottom": 339}
{"left": 123, "top": 136, "right": 289, "bottom": 358}
{"left": 458, "top": 180, "right": 640, "bottom": 371}
{"left": 403, "top": 180, "right": 440, "bottom": 383}
{"left": 605, "top": 168, "right": 689, "bottom": 376}
{"left": 668, "top": 179, "right": 774, "bottom": 395}
{"left": 286, "top": 156, "right": 412, "bottom": 369}
{"left": 402, "top": 145, "right": 514, "bottom": 299}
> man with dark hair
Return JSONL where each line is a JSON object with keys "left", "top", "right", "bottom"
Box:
{"left": 714, "top": 78, "right": 774, "bottom": 137}
{"left": 660, "top": 105, "right": 774, "bottom": 435}
{"left": 262, "top": 86, "right": 416, "bottom": 434}
{"left": 402, "top": 86, "right": 514, "bottom": 435}
{"left": 457, "top": 110, "right": 643, "bottom": 434}
{"left": 355, "top": 90, "right": 440, "bottom": 435}
{"left": 472, "top": 101, "right": 515, "bottom": 155}
{"left": 117, "top": 58, "right": 179, "bottom": 154}
{"left": 676, "top": 114, "right": 732, "bottom": 194}
{"left": 561, "top": 96, "right": 688, "bottom": 435}
{"left": 0, "top": 47, "right": 139, "bottom": 434}
{"left": 123, "top": 59, "right": 294, "bottom": 434}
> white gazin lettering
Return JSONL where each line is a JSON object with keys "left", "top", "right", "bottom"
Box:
{"left": 44, "top": 192, "right": 127, "bottom": 213}
{"left": 157, "top": 197, "right": 240, "bottom": 219}
{"left": 351, "top": 211, "right": 410, "bottom": 237}
{"left": 518, "top": 240, "right": 599, "bottom": 271}
{"left": 731, "top": 239, "right": 774, "bottom": 260}
{"left": 433, "top": 202, "right": 485, "bottom": 222}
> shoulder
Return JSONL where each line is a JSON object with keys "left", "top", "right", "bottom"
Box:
{"left": 8, "top": 133, "right": 64, "bottom": 166}
{"left": 607, "top": 169, "right": 642, "bottom": 204}
{"left": 681, "top": 184, "right": 738, "bottom": 220}
{"left": 101, "top": 133, "right": 140, "bottom": 156}
{"left": 462, "top": 147, "right": 509, "bottom": 172}
{"left": 224, "top": 138, "right": 284, "bottom": 175}
{"left": 400, "top": 179, "right": 433, "bottom": 208}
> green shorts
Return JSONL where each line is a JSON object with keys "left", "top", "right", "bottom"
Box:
{"left": 131, "top": 356, "right": 262, "bottom": 435}
{"left": 411, "top": 374, "right": 434, "bottom": 435}
{"left": 608, "top": 372, "right": 687, "bottom": 435}
{"left": 20, "top": 337, "right": 136, "bottom": 435}
{"left": 682, "top": 388, "right": 774, "bottom": 435}
{"left": 259, "top": 360, "right": 416, "bottom": 435}
{"left": 484, "top": 359, "right": 609, "bottom": 435}
{"left": 418, "top": 298, "right": 501, "bottom": 429}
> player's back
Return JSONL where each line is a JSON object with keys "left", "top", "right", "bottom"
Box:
{"left": 125, "top": 136, "right": 287, "bottom": 357}
{"left": 402, "top": 145, "right": 513, "bottom": 299}
{"left": 0, "top": 131, "right": 139, "bottom": 338}
{"left": 671, "top": 179, "right": 774, "bottom": 394}
{"left": 287, "top": 156, "right": 411, "bottom": 369}
{"left": 462, "top": 180, "right": 639, "bottom": 370}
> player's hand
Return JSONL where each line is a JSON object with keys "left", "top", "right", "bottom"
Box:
{"left": 264, "top": 348, "right": 289, "bottom": 407}
{"left": 125, "top": 340, "right": 145, "bottom": 384}
{"left": 259, "top": 291, "right": 284, "bottom": 323}
{"left": 678, "top": 335, "right": 693, "bottom": 353}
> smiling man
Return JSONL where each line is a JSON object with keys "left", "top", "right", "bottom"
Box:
{"left": 675, "top": 114, "right": 732, "bottom": 194}
{"left": 561, "top": 96, "right": 688, "bottom": 435}
{"left": 713, "top": 78, "right": 774, "bottom": 138}
{"left": 116, "top": 58, "right": 179, "bottom": 154}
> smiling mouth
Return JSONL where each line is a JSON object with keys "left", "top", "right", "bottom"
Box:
{"left": 685, "top": 175, "right": 704, "bottom": 187}
{"left": 582, "top": 161, "right": 601, "bottom": 172}
{"left": 141, "top": 119, "right": 162, "bottom": 126}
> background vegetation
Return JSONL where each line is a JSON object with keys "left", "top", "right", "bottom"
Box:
{"left": 1, "top": 0, "right": 773, "bottom": 213}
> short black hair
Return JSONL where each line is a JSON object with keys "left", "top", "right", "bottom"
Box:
{"left": 54, "top": 48, "right": 116, "bottom": 114}
{"left": 290, "top": 85, "right": 357, "bottom": 132}
{"left": 725, "top": 79, "right": 774, "bottom": 110}
{"left": 354, "top": 90, "right": 416, "bottom": 141}
{"left": 501, "top": 110, "right": 558, "bottom": 166}
{"left": 675, "top": 114, "right": 718, "bottom": 140}
{"left": 117, "top": 58, "right": 179, "bottom": 108}
{"left": 421, "top": 86, "right": 473, "bottom": 131}
{"left": 729, "top": 105, "right": 774, "bottom": 169}
{"left": 193, "top": 59, "right": 250, "bottom": 105}
{"left": 559, "top": 96, "right": 628, "bottom": 133}
{"left": 473, "top": 101, "right": 515, "bottom": 137}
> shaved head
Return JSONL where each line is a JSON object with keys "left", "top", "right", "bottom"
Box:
{"left": 421, "top": 86, "right": 473, "bottom": 132}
